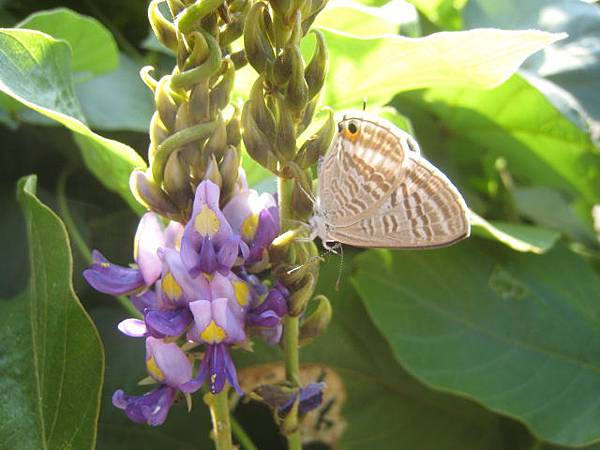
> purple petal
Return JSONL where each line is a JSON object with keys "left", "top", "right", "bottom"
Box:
{"left": 83, "top": 250, "right": 144, "bottom": 295}
{"left": 160, "top": 248, "right": 211, "bottom": 303}
{"left": 112, "top": 386, "right": 177, "bottom": 426}
{"left": 131, "top": 290, "right": 159, "bottom": 313}
{"left": 197, "top": 236, "right": 217, "bottom": 274}
{"left": 146, "top": 337, "right": 193, "bottom": 387}
{"left": 212, "top": 297, "right": 246, "bottom": 343}
{"left": 118, "top": 318, "right": 148, "bottom": 337}
{"left": 217, "top": 236, "right": 241, "bottom": 273}
{"left": 280, "top": 382, "right": 325, "bottom": 416}
{"left": 145, "top": 308, "right": 192, "bottom": 338}
{"left": 163, "top": 221, "right": 184, "bottom": 250}
{"left": 134, "top": 213, "right": 165, "bottom": 285}
{"left": 248, "top": 207, "right": 279, "bottom": 263}
{"left": 188, "top": 300, "right": 212, "bottom": 338}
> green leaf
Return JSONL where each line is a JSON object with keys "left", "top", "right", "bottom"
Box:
{"left": 0, "top": 175, "right": 104, "bottom": 450}
{"left": 512, "top": 186, "right": 598, "bottom": 247}
{"left": 409, "top": 0, "right": 468, "bottom": 30}
{"left": 352, "top": 240, "right": 600, "bottom": 447}
{"left": 471, "top": 211, "right": 560, "bottom": 254}
{"left": 315, "top": 0, "right": 419, "bottom": 37}
{"left": 319, "top": 27, "right": 564, "bottom": 110}
{"left": 393, "top": 74, "right": 600, "bottom": 212}
{"left": 464, "top": 0, "right": 600, "bottom": 127}
{"left": 234, "top": 252, "right": 517, "bottom": 450}
{"left": 0, "top": 28, "right": 147, "bottom": 211}
{"left": 76, "top": 54, "right": 154, "bottom": 132}
{"left": 17, "top": 8, "right": 118, "bottom": 77}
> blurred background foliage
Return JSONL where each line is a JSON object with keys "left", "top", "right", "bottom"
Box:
{"left": 1, "top": 0, "right": 600, "bottom": 449}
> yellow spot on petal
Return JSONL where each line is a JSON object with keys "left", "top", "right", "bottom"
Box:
{"left": 200, "top": 320, "right": 227, "bottom": 343}
{"left": 241, "top": 213, "right": 259, "bottom": 240}
{"left": 233, "top": 281, "right": 250, "bottom": 306}
{"left": 162, "top": 272, "right": 182, "bottom": 300}
{"left": 194, "top": 205, "right": 220, "bottom": 237}
{"left": 146, "top": 355, "right": 165, "bottom": 381}
{"left": 100, "top": 262, "right": 110, "bottom": 268}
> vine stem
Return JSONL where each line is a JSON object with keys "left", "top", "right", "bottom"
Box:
{"left": 206, "top": 388, "right": 234, "bottom": 450}
{"left": 278, "top": 176, "right": 303, "bottom": 450}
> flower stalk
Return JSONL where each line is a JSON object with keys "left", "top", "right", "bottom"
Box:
{"left": 206, "top": 388, "right": 234, "bottom": 450}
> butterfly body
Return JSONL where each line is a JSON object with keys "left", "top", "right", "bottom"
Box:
{"left": 311, "top": 111, "right": 470, "bottom": 249}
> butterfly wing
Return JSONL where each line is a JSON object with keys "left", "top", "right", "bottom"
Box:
{"left": 318, "top": 112, "right": 409, "bottom": 227}
{"left": 327, "top": 153, "right": 470, "bottom": 248}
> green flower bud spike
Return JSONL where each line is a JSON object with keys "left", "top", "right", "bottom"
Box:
{"left": 299, "top": 295, "right": 332, "bottom": 347}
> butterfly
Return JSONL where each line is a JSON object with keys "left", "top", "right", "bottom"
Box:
{"left": 309, "top": 111, "right": 470, "bottom": 249}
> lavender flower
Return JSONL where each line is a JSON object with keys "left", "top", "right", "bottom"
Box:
{"left": 85, "top": 180, "right": 285, "bottom": 425}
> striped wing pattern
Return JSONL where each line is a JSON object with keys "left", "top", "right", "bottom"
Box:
{"left": 317, "top": 111, "right": 470, "bottom": 249}
{"left": 318, "top": 113, "right": 405, "bottom": 227}
{"left": 329, "top": 155, "right": 470, "bottom": 248}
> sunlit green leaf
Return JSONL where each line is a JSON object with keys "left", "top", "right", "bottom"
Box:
{"left": 471, "top": 211, "right": 560, "bottom": 253}
{"left": 0, "top": 175, "right": 104, "bottom": 450}
{"left": 409, "top": 0, "right": 468, "bottom": 30}
{"left": 319, "top": 27, "right": 564, "bottom": 110}
{"left": 0, "top": 29, "right": 146, "bottom": 211}
{"left": 353, "top": 240, "right": 600, "bottom": 447}
{"left": 17, "top": 8, "right": 118, "bottom": 77}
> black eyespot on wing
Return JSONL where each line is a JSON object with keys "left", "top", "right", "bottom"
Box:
{"left": 347, "top": 121, "right": 358, "bottom": 134}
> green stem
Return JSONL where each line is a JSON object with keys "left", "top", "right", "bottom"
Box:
{"left": 230, "top": 416, "right": 259, "bottom": 450}
{"left": 278, "top": 176, "right": 303, "bottom": 450}
{"left": 206, "top": 388, "right": 234, "bottom": 450}
{"left": 57, "top": 169, "right": 142, "bottom": 319}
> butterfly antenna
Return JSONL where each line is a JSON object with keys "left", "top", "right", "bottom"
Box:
{"left": 297, "top": 182, "right": 317, "bottom": 207}
{"left": 335, "top": 243, "right": 344, "bottom": 291}
{"left": 362, "top": 97, "right": 368, "bottom": 111}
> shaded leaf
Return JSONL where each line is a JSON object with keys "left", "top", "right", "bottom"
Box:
{"left": 353, "top": 240, "right": 600, "bottom": 447}
{"left": 234, "top": 252, "right": 514, "bottom": 450}
{"left": 17, "top": 8, "right": 118, "bottom": 77}
{"left": 0, "top": 29, "right": 146, "bottom": 211}
{"left": 393, "top": 75, "right": 600, "bottom": 214}
{"left": 471, "top": 211, "right": 560, "bottom": 254}
{"left": 464, "top": 0, "right": 600, "bottom": 131}
{"left": 76, "top": 54, "right": 154, "bottom": 132}
{"left": 512, "top": 186, "right": 598, "bottom": 247}
{"left": 319, "top": 27, "right": 564, "bottom": 110}
{"left": 0, "top": 175, "right": 104, "bottom": 450}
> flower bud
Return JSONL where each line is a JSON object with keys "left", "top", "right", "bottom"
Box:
{"left": 297, "top": 96, "right": 318, "bottom": 135}
{"left": 285, "top": 44, "right": 309, "bottom": 117}
{"left": 244, "top": 3, "right": 275, "bottom": 74}
{"left": 204, "top": 114, "right": 228, "bottom": 161}
{"left": 301, "top": 0, "right": 328, "bottom": 34}
{"left": 249, "top": 77, "right": 277, "bottom": 140}
{"left": 274, "top": 95, "right": 297, "bottom": 161}
{"left": 163, "top": 152, "right": 192, "bottom": 211}
{"left": 209, "top": 59, "right": 235, "bottom": 114}
{"left": 288, "top": 272, "right": 316, "bottom": 316}
{"left": 130, "top": 169, "right": 180, "bottom": 218}
{"left": 299, "top": 295, "right": 332, "bottom": 346}
{"left": 149, "top": 0, "right": 178, "bottom": 52}
{"left": 155, "top": 76, "right": 178, "bottom": 132}
{"left": 220, "top": 21, "right": 243, "bottom": 47}
{"left": 230, "top": 50, "right": 248, "bottom": 70}
{"left": 226, "top": 113, "right": 241, "bottom": 147}
{"left": 304, "top": 30, "right": 327, "bottom": 101}
{"left": 203, "top": 154, "right": 223, "bottom": 188}
{"left": 295, "top": 108, "right": 334, "bottom": 168}
{"left": 149, "top": 111, "right": 170, "bottom": 163}
{"left": 241, "top": 102, "right": 277, "bottom": 172}
{"left": 267, "top": 0, "right": 293, "bottom": 19}
{"left": 172, "top": 32, "right": 222, "bottom": 90}
{"left": 166, "top": 0, "right": 185, "bottom": 16}
{"left": 219, "top": 145, "right": 241, "bottom": 200}
{"left": 189, "top": 79, "right": 211, "bottom": 121}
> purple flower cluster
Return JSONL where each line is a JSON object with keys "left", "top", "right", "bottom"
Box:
{"left": 85, "top": 176, "right": 286, "bottom": 426}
